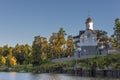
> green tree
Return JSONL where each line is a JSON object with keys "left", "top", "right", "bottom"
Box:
{"left": 23, "top": 44, "right": 32, "bottom": 64}
{"left": 96, "top": 30, "right": 111, "bottom": 49}
{"left": 13, "top": 44, "right": 25, "bottom": 64}
{"left": 96, "top": 30, "right": 108, "bottom": 42}
{"left": 1, "top": 45, "right": 9, "bottom": 57}
{"left": 32, "top": 36, "right": 43, "bottom": 66}
{"left": 113, "top": 18, "right": 120, "bottom": 47}
{"left": 6, "top": 47, "right": 13, "bottom": 67}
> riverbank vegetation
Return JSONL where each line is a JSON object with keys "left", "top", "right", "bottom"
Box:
{"left": 0, "top": 52, "right": 120, "bottom": 72}
{"left": 0, "top": 18, "right": 120, "bottom": 72}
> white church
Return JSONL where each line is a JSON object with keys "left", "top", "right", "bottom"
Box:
{"left": 73, "top": 17, "right": 98, "bottom": 56}
{"left": 52, "top": 17, "right": 113, "bottom": 62}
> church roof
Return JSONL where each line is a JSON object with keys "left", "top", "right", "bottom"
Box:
{"left": 79, "top": 29, "right": 97, "bottom": 37}
{"left": 86, "top": 17, "right": 93, "bottom": 24}
{"left": 79, "top": 30, "right": 85, "bottom": 36}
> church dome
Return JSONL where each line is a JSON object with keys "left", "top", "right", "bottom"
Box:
{"left": 86, "top": 17, "right": 93, "bottom": 24}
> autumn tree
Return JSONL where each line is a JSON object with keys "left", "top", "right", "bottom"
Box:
{"left": 12, "top": 44, "right": 31, "bottom": 65}
{"left": 32, "top": 36, "right": 47, "bottom": 66}
{"left": 57, "top": 28, "right": 66, "bottom": 57}
{"left": 49, "top": 33, "right": 58, "bottom": 58}
{"left": 10, "top": 56, "right": 17, "bottom": 66}
{"left": 0, "top": 56, "right": 6, "bottom": 66}
{"left": 13, "top": 44, "right": 24, "bottom": 64}
{"left": 49, "top": 28, "right": 66, "bottom": 58}
{"left": 66, "top": 35, "right": 74, "bottom": 57}
{"left": 0, "top": 45, "right": 13, "bottom": 66}
{"left": 41, "top": 38, "right": 48, "bottom": 60}
{"left": 0, "top": 51, "right": 6, "bottom": 66}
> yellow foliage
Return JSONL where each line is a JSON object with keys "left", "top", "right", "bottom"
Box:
{"left": 10, "top": 56, "right": 17, "bottom": 66}
{"left": 1, "top": 56, "right": 6, "bottom": 65}
{"left": 41, "top": 52, "right": 47, "bottom": 60}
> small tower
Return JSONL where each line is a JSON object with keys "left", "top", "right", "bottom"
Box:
{"left": 86, "top": 17, "right": 93, "bottom": 30}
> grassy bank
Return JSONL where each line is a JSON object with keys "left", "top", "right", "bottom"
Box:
{"left": 0, "top": 53, "right": 120, "bottom": 72}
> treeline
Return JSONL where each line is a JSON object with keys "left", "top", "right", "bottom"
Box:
{"left": 0, "top": 27, "right": 109, "bottom": 67}
{"left": 0, "top": 18, "right": 120, "bottom": 67}
{"left": 32, "top": 28, "right": 74, "bottom": 66}
{"left": 0, "top": 44, "right": 31, "bottom": 66}
{"left": 0, "top": 28, "right": 74, "bottom": 66}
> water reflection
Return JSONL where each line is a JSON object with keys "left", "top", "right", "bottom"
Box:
{"left": 0, "top": 72, "right": 119, "bottom": 80}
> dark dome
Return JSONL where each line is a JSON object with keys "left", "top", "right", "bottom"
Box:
{"left": 86, "top": 17, "right": 92, "bottom": 24}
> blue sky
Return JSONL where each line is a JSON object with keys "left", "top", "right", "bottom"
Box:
{"left": 0, "top": 0, "right": 120, "bottom": 47}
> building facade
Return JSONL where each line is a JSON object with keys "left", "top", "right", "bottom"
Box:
{"left": 73, "top": 17, "right": 98, "bottom": 56}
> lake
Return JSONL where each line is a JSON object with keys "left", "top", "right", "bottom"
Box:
{"left": 0, "top": 72, "right": 119, "bottom": 80}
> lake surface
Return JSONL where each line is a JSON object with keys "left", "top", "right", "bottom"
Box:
{"left": 0, "top": 72, "right": 119, "bottom": 80}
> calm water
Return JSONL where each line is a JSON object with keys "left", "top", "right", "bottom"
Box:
{"left": 0, "top": 72, "right": 119, "bottom": 80}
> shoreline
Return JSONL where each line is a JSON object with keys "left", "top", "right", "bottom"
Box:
{"left": 1, "top": 67, "right": 120, "bottom": 78}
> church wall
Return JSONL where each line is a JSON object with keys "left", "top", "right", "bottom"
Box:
{"left": 80, "top": 30, "right": 97, "bottom": 46}
{"left": 81, "top": 46, "right": 98, "bottom": 55}
{"left": 73, "top": 17, "right": 100, "bottom": 56}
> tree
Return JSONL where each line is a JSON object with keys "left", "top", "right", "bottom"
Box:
{"left": 49, "top": 28, "right": 66, "bottom": 58}
{"left": 23, "top": 44, "right": 32, "bottom": 64}
{"left": 96, "top": 30, "right": 108, "bottom": 42}
{"left": 0, "top": 47, "right": 2, "bottom": 55}
{"left": 41, "top": 37, "right": 48, "bottom": 60}
{"left": 113, "top": 18, "right": 120, "bottom": 47}
{"left": 0, "top": 47, "right": 3, "bottom": 65}
{"left": 7, "top": 47, "right": 13, "bottom": 67}
{"left": 0, "top": 56, "right": 6, "bottom": 66}
{"left": 1, "top": 45, "right": 9, "bottom": 57}
{"left": 32, "top": 36, "right": 44, "bottom": 66}
{"left": 13, "top": 44, "right": 25, "bottom": 64}
{"left": 57, "top": 28, "right": 66, "bottom": 57}
{"left": 96, "top": 30, "right": 111, "bottom": 49}
{"left": 66, "top": 35, "right": 74, "bottom": 57}
{"left": 10, "top": 56, "right": 17, "bottom": 66}
{"left": 49, "top": 33, "right": 58, "bottom": 58}
{"left": 41, "top": 52, "right": 47, "bottom": 60}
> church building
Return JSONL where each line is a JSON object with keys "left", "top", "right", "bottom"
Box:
{"left": 73, "top": 17, "right": 98, "bottom": 56}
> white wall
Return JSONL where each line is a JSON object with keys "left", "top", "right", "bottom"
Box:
{"left": 86, "top": 22, "right": 93, "bottom": 30}
{"left": 80, "top": 30, "right": 97, "bottom": 46}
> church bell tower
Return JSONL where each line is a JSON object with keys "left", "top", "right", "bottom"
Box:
{"left": 85, "top": 17, "right": 93, "bottom": 30}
